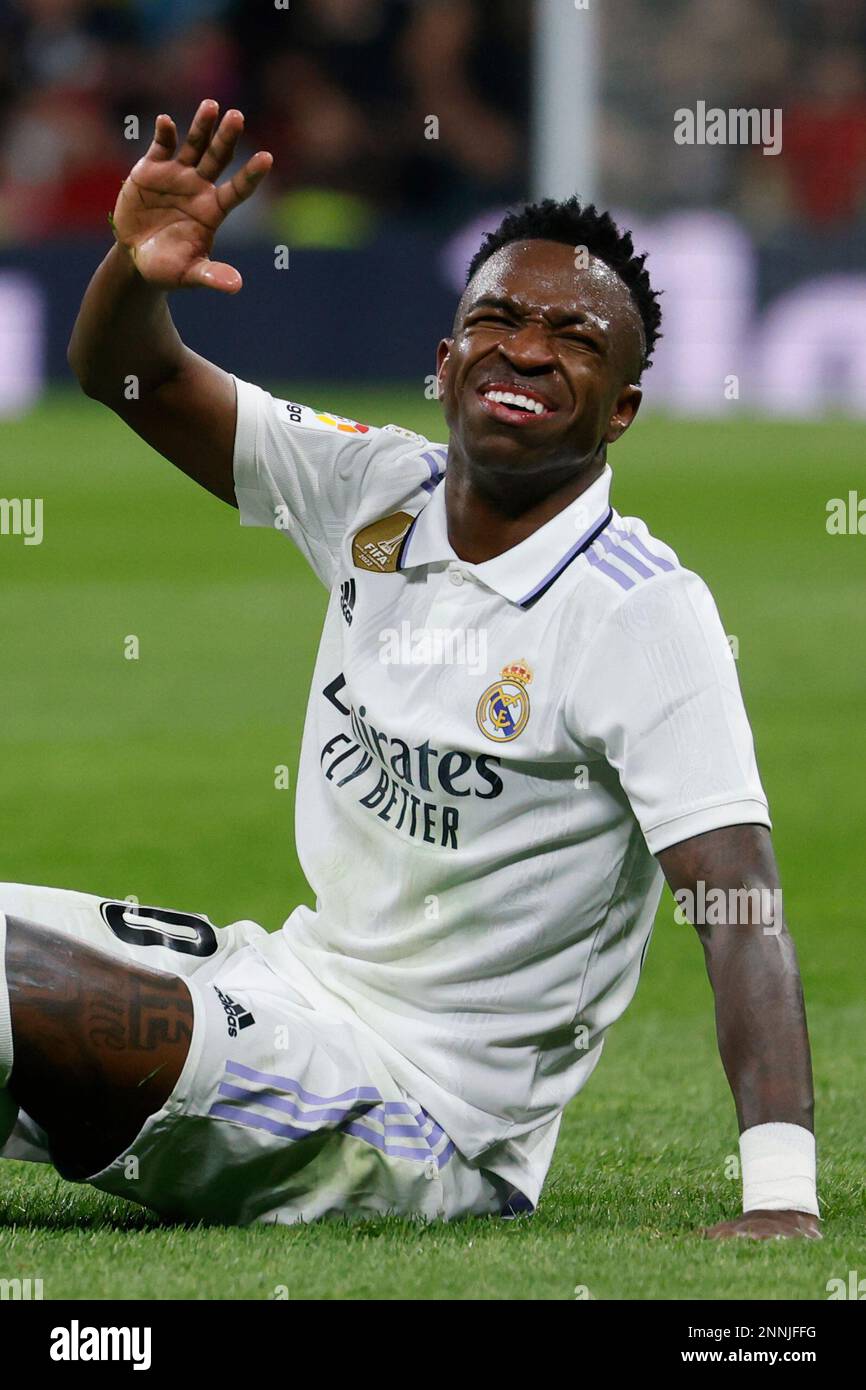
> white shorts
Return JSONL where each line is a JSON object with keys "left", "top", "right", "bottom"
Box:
{"left": 0, "top": 883, "right": 521, "bottom": 1227}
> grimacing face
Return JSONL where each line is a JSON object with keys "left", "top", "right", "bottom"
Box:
{"left": 436, "top": 239, "right": 646, "bottom": 487}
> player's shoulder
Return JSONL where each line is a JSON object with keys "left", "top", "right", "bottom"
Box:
{"left": 577, "top": 508, "right": 719, "bottom": 638}
{"left": 275, "top": 399, "right": 430, "bottom": 449}
{"left": 257, "top": 385, "right": 440, "bottom": 455}
{"left": 235, "top": 376, "right": 449, "bottom": 502}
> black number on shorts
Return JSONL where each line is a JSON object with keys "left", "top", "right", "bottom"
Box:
{"left": 99, "top": 902, "right": 219, "bottom": 957}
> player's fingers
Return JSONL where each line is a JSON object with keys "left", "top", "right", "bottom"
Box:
{"left": 182, "top": 258, "right": 243, "bottom": 295}
{"left": 215, "top": 151, "right": 273, "bottom": 215}
{"left": 196, "top": 108, "right": 244, "bottom": 183}
{"left": 176, "top": 98, "right": 220, "bottom": 167}
{"left": 145, "top": 114, "right": 177, "bottom": 162}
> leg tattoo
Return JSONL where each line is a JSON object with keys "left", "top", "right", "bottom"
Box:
{"left": 6, "top": 916, "right": 193, "bottom": 1177}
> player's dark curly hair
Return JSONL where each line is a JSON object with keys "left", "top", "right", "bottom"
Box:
{"left": 467, "top": 197, "right": 663, "bottom": 378}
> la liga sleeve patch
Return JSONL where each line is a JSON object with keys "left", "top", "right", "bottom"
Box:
{"left": 280, "top": 402, "right": 371, "bottom": 435}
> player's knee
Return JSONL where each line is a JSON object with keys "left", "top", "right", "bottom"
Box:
{"left": 5, "top": 915, "right": 193, "bottom": 1159}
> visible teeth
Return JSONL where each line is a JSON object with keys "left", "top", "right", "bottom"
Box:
{"left": 484, "top": 390, "right": 546, "bottom": 415}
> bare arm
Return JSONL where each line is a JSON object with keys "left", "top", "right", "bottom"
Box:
{"left": 657, "top": 823, "right": 819, "bottom": 1240}
{"left": 68, "top": 244, "right": 239, "bottom": 503}
{"left": 67, "top": 101, "right": 272, "bottom": 506}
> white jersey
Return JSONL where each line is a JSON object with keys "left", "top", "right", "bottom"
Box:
{"left": 232, "top": 378, "right": 771, "bottom": 1207}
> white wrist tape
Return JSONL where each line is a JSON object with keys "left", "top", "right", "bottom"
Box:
{"left": 740, "top": 1123, "right": 818, "bottom": 1216}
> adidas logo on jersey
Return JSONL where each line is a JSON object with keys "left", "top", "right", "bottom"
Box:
{"left": 213, "top": 987, "right": 255, "bottom": 1038}
{"left": 340, "top": 577, "right": 356, "bottom": 625}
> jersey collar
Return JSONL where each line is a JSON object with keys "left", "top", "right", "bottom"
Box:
{"left": 399, "top": 464, "right": 614, "bottom": 609}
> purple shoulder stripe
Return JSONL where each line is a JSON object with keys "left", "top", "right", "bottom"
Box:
{"left": 585, "top": 546, "right": 635, "bottom": 590}
{"left": 420, "top": 448, "right": 447, "bottom": 495}
{"left": 610, "top": 525, "right": 676, "bottom": 572}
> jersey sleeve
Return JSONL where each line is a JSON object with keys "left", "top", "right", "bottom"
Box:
{"left": 231, "top": 376, "right": 425, "bottom": 588}
{"left": 567, "top": 567, "right": 771, "bottom": 855}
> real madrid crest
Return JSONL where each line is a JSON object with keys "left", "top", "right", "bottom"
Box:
{"left": 476, "top": 660, "right": 532, "bottom": 742}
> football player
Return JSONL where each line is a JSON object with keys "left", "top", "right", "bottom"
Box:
{"left": 0, "top": 102, "right": 818, "bottom": 1237}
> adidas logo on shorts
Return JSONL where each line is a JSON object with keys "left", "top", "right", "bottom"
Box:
{"left": 213, "top": 986, "right": 256, "bottom": 1038}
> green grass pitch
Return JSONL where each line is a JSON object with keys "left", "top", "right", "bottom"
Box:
{"left": 0, "top": 388, "right": 863, "bottom": 1300}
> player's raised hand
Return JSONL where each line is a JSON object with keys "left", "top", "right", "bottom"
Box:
{"left": 111, "top": 100, "right": 273, "bottom": 294}
{"left": 701, "top": 1210, "right": 822, "bottom": 1241}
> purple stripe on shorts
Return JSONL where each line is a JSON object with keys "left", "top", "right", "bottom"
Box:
{"left": 346, "top": 1107, "right": 455, "bottom": 1168}
{"left": 416, "top": 1112, "right": 448, "bottom": 1150}
{"left": 208, "top": 1102, "right": 317, "bottom": 1143}
{"left": 355, "top": 1103, "right": 417, "bottom": 1135}
{"left": 586, "top": 547, "right": 635, "bottom": 590}
{"left": 344, "top": 1120, "right": 435, "bottom": 1162}
{"left": 373, "top": 1120, "right": 430, "bottom": 1139}
{"left": 211, "top": 1065, "right": 457, "bottom": 1168}
{"left": 225, "top": 1059, "right": 381, "bottom": 1107}
{"left": 428, "top": 1131, "right": 453, "bottom": 1159}
{"left": 385, "top": 1103, "right": 449, "bottom": 1153}
{"left": 215, "top": 1081, "right": 362, "bottom": 1125}
{"left": 371, "top": 1107, "right": 445, "bottom": 1145}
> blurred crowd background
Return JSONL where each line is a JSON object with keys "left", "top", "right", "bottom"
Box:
{"left": 1, "top": 0, "right": 865, "bottom": 411}
{"left": 1, "top": 0, "right": 865, "bottom": 246}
